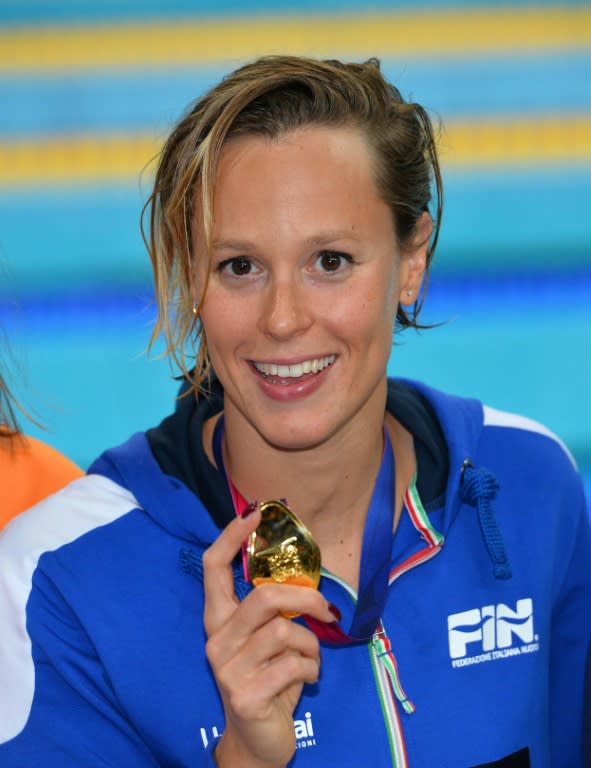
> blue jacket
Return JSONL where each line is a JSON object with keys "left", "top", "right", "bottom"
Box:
{"left": 1, "top": 379, "right": 589, "bottom": 767}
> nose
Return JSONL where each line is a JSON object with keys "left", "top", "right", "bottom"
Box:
{"left": 258, "top": 277, "right": 312, "bottom": 340}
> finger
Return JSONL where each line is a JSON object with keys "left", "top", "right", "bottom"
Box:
{"left": 264, "top": 650, "right": 321, "bottom": 692}
{"left": 210, "top": 613, "right": 320, "bottom": 682}
{"left": 225, "top": 652, "right": 320, "bottom": 721}
{"left": 206, "top": 581, "right": 334, "bottom": 668}
{"left": 203, "top": 507, "right": 261, "bottom": 634}
{"left": 239, "top": 582, "right": 336, "bottom": 631}
{"left": 259, "top": 616, "right": 320, "bottom": 664}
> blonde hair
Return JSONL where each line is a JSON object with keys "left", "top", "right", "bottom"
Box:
{"left": 142, "top": 55, "right": 443, "bottom": 396}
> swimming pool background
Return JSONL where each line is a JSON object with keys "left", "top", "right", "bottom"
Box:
{"left": 0, "top": 1, "right": 589, "bottom": 506}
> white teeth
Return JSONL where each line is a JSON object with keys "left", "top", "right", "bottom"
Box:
{"left": 254, "top": 355, "right": 335, "bottom": 379}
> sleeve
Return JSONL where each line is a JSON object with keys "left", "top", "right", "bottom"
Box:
{"left": 583, "top": 640, "right": 591, "bottom": 767}
{"left": 0, "top": 560, "right": 163, "bottom": 767}
{"left": 0, "top": 548, "right": 218, "bottom": 767}
{"left": 549, "top": 479, "right": 591, "bottom": 768}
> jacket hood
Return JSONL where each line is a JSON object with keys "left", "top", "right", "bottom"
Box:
{"left": 398, "top": 378, "right": 485, "bottom": 509}
{"left": 88, "top": 432, "right": 222, "bottom": 549}
{"left": 403, "top": 379, "right": 511, "bottom": 579}
{"left": 88, "top": 378, "right": 507, "bottom": 578}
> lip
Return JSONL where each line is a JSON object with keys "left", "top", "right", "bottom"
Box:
{"left": 249, "top": 356, "right": 336, "bottom": 402}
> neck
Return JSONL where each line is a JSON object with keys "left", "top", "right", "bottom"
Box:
{"left": 229, "top": 410, "right": 381, "bottom": 516}
{"left": 204, "top": 401, "right": 416, "bottom": 588}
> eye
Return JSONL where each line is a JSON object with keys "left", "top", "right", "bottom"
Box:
{"left": 317, "top": 250, "right": 353, "bottom": 273}
{"left": 218, "top": 257, "right": 255, "bottom": 277}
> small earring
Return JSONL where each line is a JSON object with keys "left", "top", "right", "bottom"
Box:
{"left": 405, "top": 289, "right": 413, "bottom": 297}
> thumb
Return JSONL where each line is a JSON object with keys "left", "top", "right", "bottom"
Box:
{"left": 202, "top": 506, "right": 261, "bottom": 634}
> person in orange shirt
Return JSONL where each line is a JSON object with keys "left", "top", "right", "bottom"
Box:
{"left": 0, "top": 372, "right": 83, "bottom": 528}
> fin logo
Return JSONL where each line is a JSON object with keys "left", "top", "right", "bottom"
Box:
{"left": 199, "top": 711, "right": 317, "bottom": 750}
{"left": 448, "top": 598, "right": 539, "bottom": 668}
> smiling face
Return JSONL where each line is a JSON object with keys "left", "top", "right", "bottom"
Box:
{"left": 195, "top": 125, "right": 428, "bottom": 452}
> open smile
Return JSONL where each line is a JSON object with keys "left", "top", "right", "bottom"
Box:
{"left": 252, "top": 355, "right": 336, "bottom": 379}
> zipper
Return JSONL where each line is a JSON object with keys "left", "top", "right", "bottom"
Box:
{"left": 372, "top": 472, "right": 445, "bottom": 766}
{"left": 320, "top": 475, "right": 444, "bottom": 767}
{"left": 372, "top": 623, "right": 415, "bottom": 715}
{"left": 369, "top": 628, "right": 410, "bottom": 768}
{"left": 321, "top": 569, "right": 410, "bottom": 767}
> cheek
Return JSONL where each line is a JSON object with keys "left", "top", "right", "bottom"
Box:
{"left": 383, "top": 266, "right": 402, "bottom": 311}
{"left": 360, "top": 282, "right": 399, "bottom": 354}
{"left": 326, "top": 293, "right": 395, "bottom": 351}
{"left": 200, "top": 293, "right": 242, "bottom": 350}
{"left": 343, "top": 272, "right": 399, "bottom": 328}
{"left": 202, "top": 284, "right": 246, "bottom": 324}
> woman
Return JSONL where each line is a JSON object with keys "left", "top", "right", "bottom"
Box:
{"left": 0, "top": 56, "right": 589, "bottom": 767}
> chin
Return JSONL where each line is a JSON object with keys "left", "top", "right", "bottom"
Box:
{"left": 257, "top": 421, "right": 336, "bottom": 453}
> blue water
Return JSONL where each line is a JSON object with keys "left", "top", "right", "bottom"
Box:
{"left": 1, "top": 167, "right": 590, "bottom": 294}
{"left": 1, "top": 0, "right": 589, "bottom": 515}
{"left": 2, "top": 0, "right": 589, "bottom": 26}
{"left": 4, "top": 288, "right": 590, "bottom": 519}
{"left": 2, "top": 53, "right": 590, "bottom": 139}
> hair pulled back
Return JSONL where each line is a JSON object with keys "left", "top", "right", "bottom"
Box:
{"left": 142, "top": 55, "right": 443, "bottom": 395}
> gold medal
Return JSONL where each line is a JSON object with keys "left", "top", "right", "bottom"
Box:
{"left": 246, "top": 500, "right": 321, "bottom": 603}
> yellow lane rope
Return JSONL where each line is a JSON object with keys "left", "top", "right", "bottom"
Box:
{"left": 0, "top": 116, "right": 589, "bottom": 186}
{"left": 0, "top": 7, "right": 590, "bottom": 73}
{"left": 439, "top": 115, "right": 591, "bottom": 166}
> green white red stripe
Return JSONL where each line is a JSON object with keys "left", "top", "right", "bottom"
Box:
{"left": 405, "top": 475, "right": 444, "bottom": 547}
{"left": 389, "top": 474, "right": 445, "bottom": 584}
{"left": 322, "top": 474, "right": 444, "bottom": 767}
{"left": 369, "top": 634, "right": 409, "bottom": 768}
{"left": 373, "top": 622, "right": 416, "bottom": 715}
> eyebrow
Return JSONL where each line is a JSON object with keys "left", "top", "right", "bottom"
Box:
{"left": 211, "top": 230, "right": 361, "bottom": 252}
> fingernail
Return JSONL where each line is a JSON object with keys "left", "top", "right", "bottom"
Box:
{"left": 241, "top": 501, "right": 258, "bottom": 518}
{"left": 327, "top": 602, "right": 342, "bottom": 621}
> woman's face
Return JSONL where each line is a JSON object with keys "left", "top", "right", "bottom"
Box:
{"left": 195, "top": 126, "right": 427, "bottom": 451}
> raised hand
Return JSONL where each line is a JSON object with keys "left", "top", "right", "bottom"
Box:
{"left": 203, "top": 508, "right": 335, "bottom": 768}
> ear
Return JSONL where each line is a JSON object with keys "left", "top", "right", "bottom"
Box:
{"left": 398, "top": 211, "right": 432, "bottom": 306}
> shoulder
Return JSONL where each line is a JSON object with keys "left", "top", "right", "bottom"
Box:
{"left": 25, "top": 435, "right": 83, "bottom": 475}
{"left": 0, "top": 473, "right": 141, "bottom": 572}
{"left": 391, "top": 377, "right": 583, "bottom": 501}
{"left": 0, "top": 473, "right": 144, "bottom": 746}
{"left": 480, "top": 403, "right": 578, "bottom": 474}
{"left": 0, "top": 435, "right": 83, "bottom": 528}
{"left": 476, "top": 406, "right": 587, "bottom": 555}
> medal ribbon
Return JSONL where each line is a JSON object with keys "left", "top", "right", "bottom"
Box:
{"left": 212, "top": 416, "right": 395, "bottom": 645}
